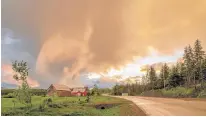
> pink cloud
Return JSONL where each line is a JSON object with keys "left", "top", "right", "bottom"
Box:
{"left": 1, "top": 64, "right": 40, "bottom": 88}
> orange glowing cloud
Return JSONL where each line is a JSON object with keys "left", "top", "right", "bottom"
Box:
{"left": 3, "top": 0, "right": 205, "bottom": 86}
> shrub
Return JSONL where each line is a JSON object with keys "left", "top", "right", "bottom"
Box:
{"left": 38, "top": 97, "right": 53, "bottom": 111}
{"left": 85, "top": 95, "right": 90, "bottom": 103}
{"left": 38, "top": 104, "right": 45, "bottom": 112}
{"left": 78, "top": 98, "right": 85, "bottom": 104}
{"left": 141, "top": 87, "right": 198, "bottom": 98}
{"left": 2, "top": 93, "right": 15, "bottom": 98}
{"left": 140, "top": 90, "right": 163, "bottom": 97}
{"left": 161, "top": 87, "right": 195, "bottom": 98}
{"left": 47, "top": 98, "right": 52, "bottom": 103}
{"left": 198, "top": 89, "right": 206, "bottom": 98}
{"left": 48, "top": 103, "right": 62, "bottom": 108}
{"left": 43, "top": 98, "right": 52, "bottom": 105}
{"left": 168, "top": 74, "right": 184, "bottom": 88}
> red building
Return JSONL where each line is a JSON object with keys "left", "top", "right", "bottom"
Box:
{"left": 47, "top": 84, "right": 88, "bottom": 97}
{"left": 71, "top": 87, "right": 88, "bottom": 96}
{"left": 47, "top": 84, "right": 72, "bottom": 97}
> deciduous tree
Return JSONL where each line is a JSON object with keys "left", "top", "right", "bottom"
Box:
{"left": 12, "top": 60, "right": 32, "bottom": 109}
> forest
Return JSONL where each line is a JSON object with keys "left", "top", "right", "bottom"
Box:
{"left": 111, "top": 39, "right": 206, "bottom": 98}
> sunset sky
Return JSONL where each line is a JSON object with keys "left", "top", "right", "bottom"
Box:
{"left": 1, "top": 0, "right": 206, "bottom": 88}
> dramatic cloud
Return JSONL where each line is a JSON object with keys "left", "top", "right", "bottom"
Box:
{"left": 1, "top": 64, "right": 39, "bottom": 87}
{"left": 2, "top": 0, "right": 206, "bottom": 87}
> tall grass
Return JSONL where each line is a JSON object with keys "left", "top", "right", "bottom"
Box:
{"left": 140, "top": 87, "right": 201, "bottom": 98}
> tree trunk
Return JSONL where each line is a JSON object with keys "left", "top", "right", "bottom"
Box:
{"left": 164, "top": 80, "right": 166, "bottom": 89}
{"left": 194, "top": 72, "right": 196, "bottom": 87}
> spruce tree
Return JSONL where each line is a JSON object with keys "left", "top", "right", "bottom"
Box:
{"left": 202, "top": 58, "right": 206, "bottom": 82}
{"left": 194, "top": 39, "right": 205, "bottom": 63}
{"left": 148, "top": 66, "right": 157, "bottom": 90}
{"left": 183, "top": 45, "right": 195, "bottom": 86}
{"left": 193, "top": 39, "right": 205, "bottom": 85}
{"left": 159, "top": 63, "right": 169, "bottom": 89}
{"left": 179, "top": 62, "right": 187, "bottom": 85}
{"left": 168, "top": 65, "right": 184, "bottom": 88}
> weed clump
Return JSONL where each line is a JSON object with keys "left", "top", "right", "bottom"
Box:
{"left": 48, "top": 103, "right": 62, "bottom": 108}
{"left": 38, "top": 98, "right": 53, "bottom": 111}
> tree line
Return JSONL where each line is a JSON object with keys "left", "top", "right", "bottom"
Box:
{"left": 112, "top": 39, "right": 206, "bottom": 96}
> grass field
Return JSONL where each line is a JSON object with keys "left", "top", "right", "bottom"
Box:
{"left": 1, "top": 96, "right": 145, "bottom": 116}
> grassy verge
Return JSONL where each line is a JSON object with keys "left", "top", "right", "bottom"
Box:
{"left": 140, "top": 87, "right": 206, "bottom": 98}
{"left": 1, "top": 96, "right": 145, "bottom": 116}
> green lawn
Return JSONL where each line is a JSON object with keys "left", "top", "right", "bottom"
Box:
{"left": 1, "top": 96, "right": 145, "bottom": 116}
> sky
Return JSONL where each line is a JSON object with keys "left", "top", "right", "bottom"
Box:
{"left": 1, "top": 0, "right": 206, "bottom": 88}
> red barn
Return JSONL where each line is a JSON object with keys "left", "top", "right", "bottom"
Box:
{"left": 47, "top": 84, "right": 88, "bottom": 97}
{"left": 47, "top": 84, "right": 72, "bottom": 97}
{"left": 71, "top": 87, "right": 88, "bottom": 96}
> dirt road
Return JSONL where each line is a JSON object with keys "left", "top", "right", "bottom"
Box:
{"left": 115, "top": 96, "right": 206, "bottom": 116}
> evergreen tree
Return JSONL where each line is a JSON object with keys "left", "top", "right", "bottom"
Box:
{"left": 179, "top": 62, "right": 186, "bottom": 76}
{"left": 201, "top": 58, "right": 206, "bottom": 88}
{"left": 193, "top": 39, "right": 205, "bottom": 85}
{"left": 145, "top": 67, "right": 149, "bottom": 81}
{"left": 194, "top": 39, "right": 205, "bottom": 63}
{"left": 183, "top": 45, "right": 195, "bottom": 86}
{"left": 170, "top": 65, "right": 179, "bottom": 76}
{"left": 168, "top": 65, "right": 184, "bottom": 88}
{"left": 148, "top": 66, "right": 157, "bottom": 90}
{"left": 159, "top": 63, "right": 170, "bottom": 88}
{"left": 142, "top": 75, "right": 148, "bottom": 85}
{"left": 179, "top": 62, "right": 187, "bottom": 85}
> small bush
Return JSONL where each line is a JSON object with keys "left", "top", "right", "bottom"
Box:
{"left": 198, "top": 89, "right": 206, "bottom": 98}
{"left": 38, "top": 97, "right": 53, "bottom": 111}
{"left": 43, "top": 97, "right": 52, "bottom": 105}
{"left": 47, "top": 98, "right": 52, "bottom": 103}
{"left": 48, "top": 103, "right": 62, "bottom": 108}
{"left": 2, "top": 93, "right": 15, "bottom": 98}
{"left": 38, "top": 104, "right": 45, "bottom": 112}
{"left": 85, "top": 95, "right": 90, "bottom": 103}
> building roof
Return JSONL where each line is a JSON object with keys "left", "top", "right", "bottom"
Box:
{"left": 71, "top": 87, "right": 87, "bottom": 93}
{"left": 51, "top": 84, "right": 71, "bottom": 91}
